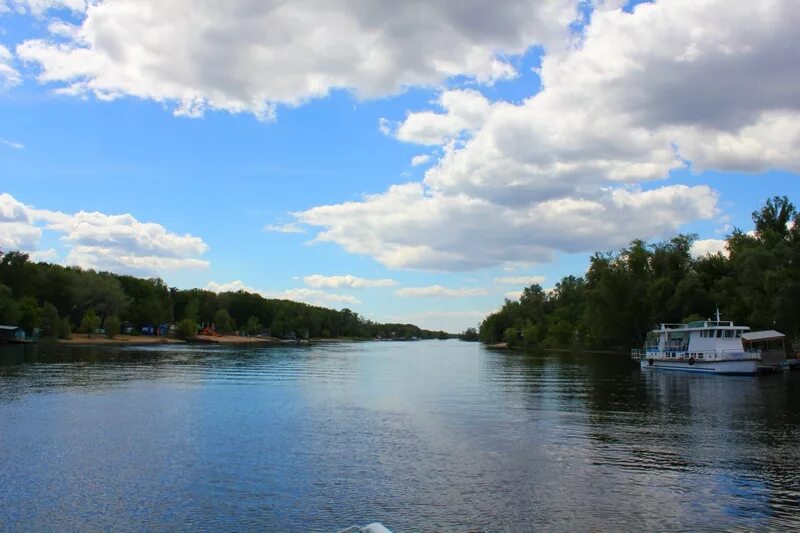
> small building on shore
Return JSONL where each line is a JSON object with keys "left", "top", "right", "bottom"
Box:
{"left": 0, "top": 325, "right": 26, "bottom": 343}
{"left": 743, "top": 330, "right": 786, "bottom": 366}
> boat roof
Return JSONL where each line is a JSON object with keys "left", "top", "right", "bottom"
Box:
{"left": 742, "top": 330, "right": 785, "bottom": 341}
{"left": 654, "top": 320, "right": 748, "bottom": 331}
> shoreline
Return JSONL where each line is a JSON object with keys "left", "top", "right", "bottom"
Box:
{"left": 56, "top": 334, "right": 285, "bottom": 346}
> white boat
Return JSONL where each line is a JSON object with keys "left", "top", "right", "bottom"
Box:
{"left": 630, "top": 312, "right": 783, "bottom": 375}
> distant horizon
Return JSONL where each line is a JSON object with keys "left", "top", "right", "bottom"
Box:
{"left": 2, "top": 0, "right": 799, "bottom": 332}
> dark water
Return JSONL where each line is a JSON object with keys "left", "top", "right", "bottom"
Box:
{"left": 0, "top": 340, "right": 798, "bottom": 532}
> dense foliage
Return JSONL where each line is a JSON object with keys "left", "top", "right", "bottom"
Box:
{"left": 0, "top": 252, "right": 450, "bottom": 340}
{"left": 479, "top": 196, "right": 800, "bottom": 350}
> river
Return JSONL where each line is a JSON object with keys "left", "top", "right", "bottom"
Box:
{"left": 0, "top": 340, "right": 798, "bottom": 531}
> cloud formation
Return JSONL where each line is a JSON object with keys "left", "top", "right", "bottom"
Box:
{"left": 0, "top": 192, "right": 209, "bottom": 276}
{"left": 205, "top": 280, "right": 361, "bottom": 307}
{"left": 0, "top": 137, "right": 24, "bottom": 149}
{"left": 0, "top": 45, "right": 20, "bottom": 87}
{"left": 16, "top": 0, "right": 577, "bottom": 118}
{"left": 395, "top": 285, "right": 488, "bottom": 298}
{"left": 690, "top": 238, "right": 728, "bottom": 259}
{"left": 299, "top": 0, "right": 799, "bottom": 271}
{"left": 495, "top": 276, "right": 547, "bottom": 286}
{"left": 0, "top": 193, "right": 42, "bottom": 250}
{"left": 264, "top": 222, "right": 306, "bottom": 234}
{"left": 299, "top": 182, "right": 717, "bottom": 270}
{"left": 303, "top": 274, "right": 396, "bottom": 289}
{"left": 410, "top": 154, "right": 431, "bottom": 167}
{"left": 275, "top": 288, "right": 360, "bottom": 306}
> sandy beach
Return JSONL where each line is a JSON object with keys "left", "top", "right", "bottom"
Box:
{"left": 59, "top": 334, "right": 283, "bottom": 346}
{"left": 59, "top": 334, "right": 184, "bottom": 345}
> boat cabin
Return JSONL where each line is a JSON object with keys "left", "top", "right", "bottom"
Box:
{"left": 645, "top": 320, "right": 749, "bottom": 358}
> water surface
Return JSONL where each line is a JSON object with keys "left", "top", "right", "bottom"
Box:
{"left": 1, "top": 340, "right": 798, "bottom": 531}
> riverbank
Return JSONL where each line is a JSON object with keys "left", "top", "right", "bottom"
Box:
{"left": 59, "top": 334, "right": 184, "bottom": 345}
{"left": 58, "top": 334, "right": 284, "bottom": 346}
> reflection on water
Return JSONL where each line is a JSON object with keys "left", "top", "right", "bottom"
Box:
{"left": 0, "top": 341, "right": 798, "bottom": 531}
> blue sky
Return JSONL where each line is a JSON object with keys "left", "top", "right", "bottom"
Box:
{"left": 1, "top": 0, "right": 798, "bottom": 332}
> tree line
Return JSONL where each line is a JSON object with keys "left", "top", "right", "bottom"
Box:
{"left": 476, "top": 196, "right": 800, "bottom": 351}
{"left": 0, "top": 252, "right": 450, "bottom": 340}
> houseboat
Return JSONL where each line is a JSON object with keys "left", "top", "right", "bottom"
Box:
{"left": 631, "top": 312, "right": 785, "bottom": 375}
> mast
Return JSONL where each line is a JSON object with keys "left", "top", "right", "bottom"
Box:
{"left": 715, "top": 306, "right": 721, "bottom": 322}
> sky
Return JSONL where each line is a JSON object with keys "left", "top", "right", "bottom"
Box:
{"left": 1, "top": 0, "right": 799, "bottom": 332}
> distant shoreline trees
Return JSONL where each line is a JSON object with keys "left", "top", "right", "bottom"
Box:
{"left": 0, "top": 252, "right": 450, "bottom": 342}
{"left": 478, "top": 196, "right": 800, "bottom": 351}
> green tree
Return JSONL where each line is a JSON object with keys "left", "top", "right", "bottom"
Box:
{"left": 80, "top": 309, "right": 101, "bottom": 337}
{"left": 0, "top": 284, "right": 21, "bottom": 325}
{"left": 17, "top": 296, "right": 41, "bottom": 336}
{"left": 503, "top": 327, "right": 519, "bottom": 348}
{"left": 175, "top": 318, "right": 196, "bottom": 339}
{"left": 40, "top": 302, "right": 61, "bottom": 338}
{"left": 59, "top": 317, "right": 72, "bottom": 339}
{"left": 214, "top": 308, "right": 235, "bottom": 334}
{"left": 459, "top": 327, "right": 479, "bottom": 341}
{"left": 244, "top": 315, "right": 262, "bottom": 336}
{"left": 104, "top": 315, "right": 121, "bottom": 338}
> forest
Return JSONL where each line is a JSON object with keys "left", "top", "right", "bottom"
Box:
{"left": 0, "top": 253, "right": 449, "bottom": 341}
{"left": 477, "top": 196, "right": 800, "bottom": 351}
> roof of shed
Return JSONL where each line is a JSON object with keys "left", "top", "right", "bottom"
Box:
{"left": 742, "top": 330, "right": 785, "bottom": 341}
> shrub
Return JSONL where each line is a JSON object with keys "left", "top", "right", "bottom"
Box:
{"left": 175, "top": 318, "right": 197, "bottom": 339}
{"left": 104, "top": 315, "right": 121, "bottom": 338}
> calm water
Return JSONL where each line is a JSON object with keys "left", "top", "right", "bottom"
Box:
{"left": 0, "top": 340, "right": 798, "bottom": 532}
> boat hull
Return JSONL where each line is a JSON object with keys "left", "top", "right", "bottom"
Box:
{"left": 639, "top": 358, "right": 760, "bottom": 375}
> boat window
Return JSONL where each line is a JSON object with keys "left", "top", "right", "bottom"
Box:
{"left": 716, "top": 330, "right": 723, "bottom": 338}
{"left": 735, "top": 331, "right": 742, "bottom": 338}
{"left": 724, "top": 330, "right": 734, "bottom": 338}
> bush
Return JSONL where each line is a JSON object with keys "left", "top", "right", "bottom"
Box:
{"left": 175, "top": 318, "right": 197, "bottom": 339}
{"left": 522, "top": 325, "right": 538, "bottom": 350}
{"left": 244, "top": 316, "right": 261, "bottom": 336}
{"left": 104, "top": 315, "right": 121, "bottom": 338}
{"left": 80, "top": 310, "right": 100, "bottom": 337}
{"left": 58, "top": 317, "right": 72, "bottom": 339}
{"left": 40, "top": 302, "right": 61, "bottom": 339}
{"left": 213, "top": 309, "right": 235, "bottom": 335}
{"left": 503, "top": 327, "right": 520, "bottom": 348}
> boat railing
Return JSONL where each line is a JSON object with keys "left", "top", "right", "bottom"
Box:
{"left": 631, "top": 348, "right": 762, "bottom": 361}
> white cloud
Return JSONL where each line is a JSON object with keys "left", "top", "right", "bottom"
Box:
{"left": 0, "top": 137, "right": 24, "bottom": 149}
{"left": 303, "top": 274, "right": 396, "bottom": 290}
{"left": 410, "top": 154, "right": 431, "bottom": 167}
{"left": 205, "top": 280, "right": 263, "bottom": 295}
{"left": 0, "top": 192, "right": 209, "bottom": 276}
{"left": 494, "top": 275, "right": 547, "bottom": 286}
{"left": 27, "top": 248, "right": 58, "bottom": 262}
{"left": 395, "top": 285, "right": 488, "bottom": 298}
{"left": 275, "top": 288, "right": 360, "bottom": 307}
{"left": 298, "top": 182, "right": 718, "bottom": 271}
{"left": 299, "top": 0, "right": 799, "bottom": 271}
{"left": 1, "top": 0, "right": 88, "bottom": 16}
{"left": 204, "top": 279, "right": 361, "bottom": 307}
{"left": 378, "top": 117, "right": 392, "bottom": 136}
{"left": 16, "top": 0, "right": 577, "bottom": 118}
{"left": 0, "top": 45, "right": 21, "bottom": 87}
{"left": 504, "top": 291, "right": 523, "bottom": 301}
{"left": 691, "top": 238, "right": 728, "bottom": 259}
{"left": 396, "top": 89, "right": 494, "bottom": 145}
{"left": 0, "top": 193, "right": 43, "bottom": 251}
{"left": 42, "top": 210, "right": 209, "bottom": 275}
{"left": 264, "top": 222, "right": 305, "bottom": 234}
